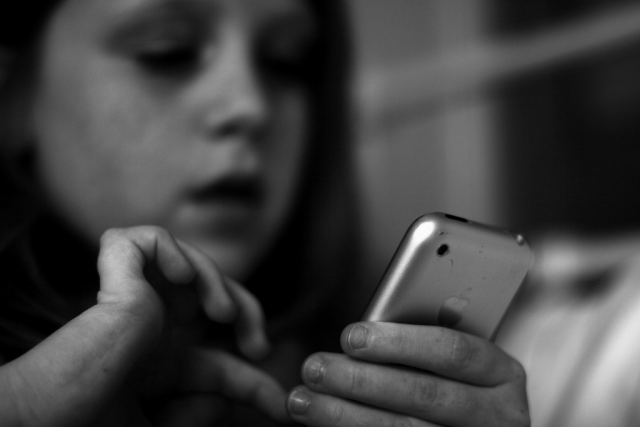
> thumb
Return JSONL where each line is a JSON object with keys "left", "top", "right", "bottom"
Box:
{"left": 97, "top": 227, "right": 196, "bottom": 306}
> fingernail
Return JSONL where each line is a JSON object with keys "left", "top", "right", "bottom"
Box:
{"left": 287, "top": 389, "right": 311, "bottom": 415}
{"left": 304, "top": 356, "right": 325, "bottom": 384}
{"left": 348, "top": 324, "right": 369, "bottom": 350}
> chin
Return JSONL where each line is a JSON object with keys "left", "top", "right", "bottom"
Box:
{"left": 186, "top": 236, "right": 263, "bottom": 282}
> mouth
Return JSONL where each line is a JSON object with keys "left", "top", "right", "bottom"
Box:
{"left": 190, "top": 174, "right": 265, "bottom": 208}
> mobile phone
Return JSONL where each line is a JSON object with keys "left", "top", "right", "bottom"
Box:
{"left": 362, "top": 212, "right": 533, "bottom": 341}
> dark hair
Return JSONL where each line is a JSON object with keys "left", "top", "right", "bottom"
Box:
{"left": 0, "top": 0, "right": 360, "bottom": 359}
{"left": 0, "top": 2, "right": 61, "bottom": 49}
{"left": 250, "top": 0, "right": 362, "bottom": 344}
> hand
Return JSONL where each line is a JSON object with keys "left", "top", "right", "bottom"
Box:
{"left": 0, "top": 226, "right": 288, "bottom": 426}
{"left": 98, "top": 226, "right": 290, "bottom": 425}
{"left": 286, "top": 322, "right": 529, "bottom": 427}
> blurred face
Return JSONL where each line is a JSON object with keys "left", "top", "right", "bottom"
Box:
{"left": 27, "top": 0, "right": 316, "bottom": 279}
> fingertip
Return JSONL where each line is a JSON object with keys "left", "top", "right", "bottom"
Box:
{"left": 286, "top": 386, "right": 311, "bottom": 417}
{"left": 340, "top": 322, "right": 371, "bottom": 354}
{"left": 204, "top": 302, "right": 238, "bottom": 324}
{"left": 154, "top": 233, "right": 197, "bottom": 285}
{"left": 180, "top": 242, "right": 239, "bottom": 324}
{"left": 251, "top": 370, "right": 290, "bottom": 423}
{"left": 162, "top": 258, "right": 197, "bottom": 285}
{"left": 340, "top": 323, "right": 355, "bottom": 350}
{"left": 238, "top": 334, "right": 271, "bottom": 361}
{"left": 225, "top": 279, "right": 271, "bottom": 360}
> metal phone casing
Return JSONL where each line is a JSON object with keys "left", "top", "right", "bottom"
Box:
{"left": 362, "top": 213, "right": 533, "bottom": 340}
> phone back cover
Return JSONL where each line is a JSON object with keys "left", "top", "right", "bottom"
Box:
{"left": 362, "top": 213, "right": 533, "bottom": 340}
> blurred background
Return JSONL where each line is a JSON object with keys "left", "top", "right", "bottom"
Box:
{"left": 348, "top": 0, "right": 640, "bottom": 275}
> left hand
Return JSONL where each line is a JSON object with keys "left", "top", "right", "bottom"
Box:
{"left": 1, "top": 226, "right": 288, "bottom": 427}
{"left": 97, "top": 226, "right": 288, "bottom": 425}
{"left": 286, "top": 322, "right": 529, "bottom": 427}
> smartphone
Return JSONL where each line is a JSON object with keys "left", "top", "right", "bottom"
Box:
{"left": 362, "top": 212, "right": 533, "bottom": 341}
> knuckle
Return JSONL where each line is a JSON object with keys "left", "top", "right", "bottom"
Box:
{"left": 469, "top": 390, "right": 530, "bottom": 427}
{"left": 98, "top": 228, "right": 147, "bottom": 270}
{"left": 408, "top": 375, "right": 439, "bottom": 415}
{"left": 388, "top": 324, "right": 407, "bottom": 349}
{"left": 100, "top": 225, "right": 172, "bottom": 247}
{"left": 387, "top": 415, "right": 418, "bottom": 427}
{"left": 327, "top": 399, "right": 347, "bottom": 425}
{"left": 100, "top": 227, "right": 125, "bottom": 244}
{"left": 99, "top": 229, "right": 138, "bottom": 260}
{"left": 139, "top": 225, "right": 168, "bottom": 240}
{"left": 346, "top": 363, "right": 370, "bottom": 395}
{"left": 500, "top": 404, "right": 531, "bottom": 427}
{"left": 444, "top": 330, "right": 475, "bottom": 371}
{"left": 494, "top": 381, "right": 530, "bottom": 427}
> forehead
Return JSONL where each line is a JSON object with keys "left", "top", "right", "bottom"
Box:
{"left": 52, "top": 0, "right": 314, "bottom": 34}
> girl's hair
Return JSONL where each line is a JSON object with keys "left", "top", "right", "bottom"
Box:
{"left": 250, "top": 0, "right": 361, "bottom": 344}
{"left": 0, "top": 0, "right": 360, "bottom": 358}
{"left": 0, "top": 3, "right": 61, "bottom": 49}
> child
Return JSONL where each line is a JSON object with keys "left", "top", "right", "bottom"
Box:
{"left": 0, "top": 1, "right": 529, "bottom": 425}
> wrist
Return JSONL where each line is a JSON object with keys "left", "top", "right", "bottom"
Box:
{"left": 99, "top": 297, "right": 165, "bottom": 351}
{"left": 96, "top": 282, "right": 165, "bottom": 346}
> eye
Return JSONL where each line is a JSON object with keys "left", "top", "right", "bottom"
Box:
{"left": 136, "top": 44, "right": 200, "bottom": 75}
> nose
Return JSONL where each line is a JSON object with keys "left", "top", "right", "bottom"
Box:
{"left": 197, "top": 37, "right": 269, "bottom": 141}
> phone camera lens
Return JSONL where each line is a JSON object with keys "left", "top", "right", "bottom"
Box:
{"left": 437, "top": 244, "right": 449, "bottom": 256}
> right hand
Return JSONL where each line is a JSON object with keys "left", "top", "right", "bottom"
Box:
{"left": 0, "top": 226, "right": 288, "bottom": 426}
{"left": 287, "top": 322, "right": 529, "bottom": 427}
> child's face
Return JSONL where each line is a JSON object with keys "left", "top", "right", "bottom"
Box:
{"left": 28, "top": 0, "right": 316, "bottom": 279}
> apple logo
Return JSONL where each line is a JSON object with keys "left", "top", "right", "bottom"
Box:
{"left": 437, "top": 288, "right": 472, "bottom": 327}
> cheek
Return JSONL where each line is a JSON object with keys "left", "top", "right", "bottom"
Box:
{"left": 31, "top": 55, "right": 191, "bottom": 241}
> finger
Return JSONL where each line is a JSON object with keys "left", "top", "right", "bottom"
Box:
{"left": 225, "top": 278, "right": 270, "bottom": 360}
{"left": 175, "top": 243, "right": 269, "bottom": 359}
{"left": 176, "top": 348, "right": 289, "bottom": 423}
{"left": 98, "top": 227, "right": 196, "bottom": 301}
{"left": 300, "top": 352, "right": 495, "bottom": 427}
{"left": 177, "top": 242, "right": 236, "bottom": 323}
{"left": 287, "top": 385, "right": 442, "bottom": 427}
{"left": 340, "top": 322, "right": 523, "bottom": 386}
